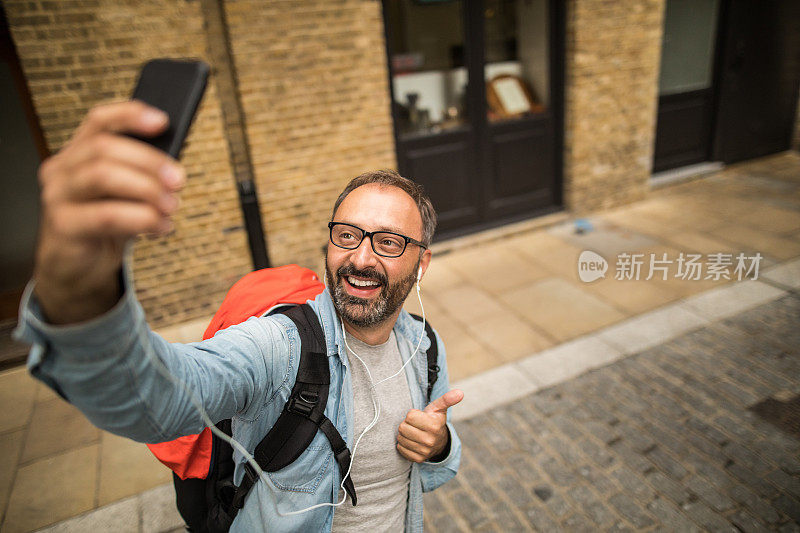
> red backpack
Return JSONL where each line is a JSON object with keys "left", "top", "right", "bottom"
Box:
{"left": 146, "top": 264, "right": 325, "bottom": 479}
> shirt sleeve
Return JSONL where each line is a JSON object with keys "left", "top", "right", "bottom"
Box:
{"left": 418, "top": 327, "right": 462, "bottom": 492}
{"left": 13, "top": 268, "right": 287, "bottom": 444}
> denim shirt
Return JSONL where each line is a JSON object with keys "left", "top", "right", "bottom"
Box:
{"left": 15, "top": 274, "right": 461, "bottom": 533}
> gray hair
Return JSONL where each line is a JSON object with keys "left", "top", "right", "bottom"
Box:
{"left": 331, "top": 169, "right": 437, "bottom": 246}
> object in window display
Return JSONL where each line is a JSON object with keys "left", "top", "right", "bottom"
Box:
{"left": 398, "top": 92, "right": 432, "bottom": 135}
{"left": 486, "top": 74, "right": 544, "bottom": 121}
{"left": 406, "top": 92, "right": 421, "bottom": 132}
{"left": 392, "top": 52, "right": 425, "bottom": 73}
{"left": 437, "top": 105, "right": 462, "bottom": 131}
{"left": 394, "top": 78, "right": 469, "bottom": 136}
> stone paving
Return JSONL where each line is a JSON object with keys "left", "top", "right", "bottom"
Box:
{"left": 424, "top": 294, "right": 800, "bottom": 532}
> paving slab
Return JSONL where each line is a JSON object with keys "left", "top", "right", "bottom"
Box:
{"left": 451, "top": 363, "right": 539, "bottom": 422}
{"left": 547, "top": 219, "right": 658, "bottom": 257}
{"left": 762, "top": 258, "right": 800, "bottom": 289}
{"left": 97, "top": 432, "right": 172, "bottom": 507}
{"left": 3, "top": 445, "right": 99, "bottom": 532}
{"left": 499, "top": 278, "right": 627, "bottom": 342}
{"left": 20, "top": 397, "right": 100, "bottom": 464}
{"left": 680, "top": 279, "right": 786, "bottom": 321}
{"left": 139, "top": 483, "right": 183, "bottom": 533}
{"left": 466, "top": 312, "right": 554, "bottom": 364}
{"left": 0, "top": 430, "right": 24, "bottom": 518}
{"left": 0, "top": 368, "right": 36, "bottom": 435}
{"left": 36, "top": 497, "right": 140, "bottom": 533}
{"left": 597, "top": 303, "right": 709, "bottom": 356}
{"left": 516, "top": 336, "right": 623, "bottom": 389}
{"left": 581, "top": 276, "right": 681, "bottom": 315}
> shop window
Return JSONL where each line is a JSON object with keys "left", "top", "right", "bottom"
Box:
{"left": 386, "top": 0, "right": 550, "bottom": 137}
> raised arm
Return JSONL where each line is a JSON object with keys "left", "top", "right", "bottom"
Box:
{"left": 17, "top": 275, "right": 285, "bottom": 443}
{"left": 18, "top": 101, "right": 279, "bottom": 442}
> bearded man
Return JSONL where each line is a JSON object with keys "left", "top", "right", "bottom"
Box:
{"left": 17, "top": 101, "right": 462, "bottom": 532}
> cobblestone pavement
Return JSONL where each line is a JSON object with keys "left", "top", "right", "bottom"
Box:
{"left": 425, "top": 294, "right": 800, "bottom": 532}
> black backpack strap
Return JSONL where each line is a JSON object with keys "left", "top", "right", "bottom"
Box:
{"left": 173, "top": 419, "right": 238, "bottom": 533}
{"left": 231, "top": 304, "right": 356, "bottom": 510}
{"left": 409, "top": 314, "right": 439, "bottom": 404}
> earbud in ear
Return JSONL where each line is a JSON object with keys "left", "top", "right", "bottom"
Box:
{"left": 417, "top": 267, "right": 422, "bottom": 282}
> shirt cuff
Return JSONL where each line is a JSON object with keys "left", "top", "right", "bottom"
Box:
{"left": 13, "top": 266, "right": 143, "bottom": 369}
{"left": 424, "top": 422, "right": 454, "bottom": 465}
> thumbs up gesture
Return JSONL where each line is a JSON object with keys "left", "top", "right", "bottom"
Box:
{"left": 396, "top": 389, "right": 464, "bottom": 463}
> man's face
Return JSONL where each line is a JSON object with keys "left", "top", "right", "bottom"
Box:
{"left": 325, "top": 184, "right": 430, "bottom": 328}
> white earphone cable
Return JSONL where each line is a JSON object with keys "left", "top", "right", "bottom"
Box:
{"left": 281, "top": 276, "right": 426, "bottom": 515}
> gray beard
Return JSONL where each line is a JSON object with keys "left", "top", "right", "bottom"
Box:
{"left": 325, "top": 260, "right": 417, "bottom": 328}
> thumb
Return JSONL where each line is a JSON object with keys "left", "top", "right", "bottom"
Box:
{"left": 424, "top": 389, "right": 464, "bottom": 414}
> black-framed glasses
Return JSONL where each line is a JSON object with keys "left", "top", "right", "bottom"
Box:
{"left": 328, "top": 222, "right": 427, "bottom": 258}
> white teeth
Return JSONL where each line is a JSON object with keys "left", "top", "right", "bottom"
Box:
{"left": 347, "top": 276, "right": 380, "bottom": 287}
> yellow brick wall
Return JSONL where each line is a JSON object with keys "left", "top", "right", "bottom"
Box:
{"left": 563, "top": 0, "right": 665, "bottom": 213}
{"left": 223, "top": 0, "right": 397, "bottom": 275}
{"left": 5, "top": 0, "right": 251, "bottom": 328}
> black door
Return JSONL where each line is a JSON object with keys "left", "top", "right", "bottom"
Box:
{"left": 712, "top": 0, "right": 800, "bottom": 164}
{"left": 653, "top": 0, "right": 721, "bottom": 172}
{"left": 382, "top": 0, "right": 563, "bottom": 239}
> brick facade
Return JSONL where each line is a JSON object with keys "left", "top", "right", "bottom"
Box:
{"left": 4, "top": 0, "right": 251, "bottom": 328}
{"left": 562, "top": 0, "right": 665, "bottom": 213}
{"left": 222, "top": 0, "right": 396, "bottom": 274}
{"left": 5, "top": 0, "right": 397, "bottom": 328}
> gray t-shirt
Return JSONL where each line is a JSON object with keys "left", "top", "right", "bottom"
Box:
{"left": 331, "top": 330, "right": 413, "bottom": 532}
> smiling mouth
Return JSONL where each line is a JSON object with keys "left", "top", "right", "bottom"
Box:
{"left": 343, "top": 275, "right": 383, "bottom": 296}
{"left": 346, "top": 276, "right": 381, "bottom": 288}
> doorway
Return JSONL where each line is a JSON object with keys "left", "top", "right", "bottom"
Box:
{"left": 0, "top": 5, "right": 48, "bottom": 366}
{"left": 654, "top": 0, "right": 800, "bottom": 173}
{"left": 382, "top": 0, "right": 564, "bottom": 239}
{"left": 712, "top": 0, "right": 800, "bottom": 163}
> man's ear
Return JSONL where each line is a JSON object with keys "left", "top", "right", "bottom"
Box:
{"left": 418, "top": 249, "right": 432, "bottom": 281}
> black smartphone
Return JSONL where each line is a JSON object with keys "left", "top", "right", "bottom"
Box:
{"left": 129, "top": 59, "right": 210, "bottom": 159}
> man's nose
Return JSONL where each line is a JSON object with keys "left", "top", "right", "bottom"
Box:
{"left": 350, "top": 235, "right": 379, "bottom": 269}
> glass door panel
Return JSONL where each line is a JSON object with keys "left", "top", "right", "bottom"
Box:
{"left": 386, "top": 0, "right": 469, "bottom": 138}
{"left": 483, "top": 0, "right": 549, "bottom": 123}
{"left": 659, "top": 0, "right": 719, "bottom": 96}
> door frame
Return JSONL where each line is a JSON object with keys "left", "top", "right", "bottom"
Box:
{"left": 707, "top": 0, "right": 728, "bottom": 162}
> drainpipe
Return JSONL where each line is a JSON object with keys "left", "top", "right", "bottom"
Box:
{"left": 200, "top": 0, "right": 270, "bottom": 269}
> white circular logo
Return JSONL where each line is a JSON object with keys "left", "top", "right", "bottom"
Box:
{"left": 577, "top": 250, "right": 608, "bottom": 283}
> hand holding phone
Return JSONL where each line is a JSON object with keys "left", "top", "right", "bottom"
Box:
{"left": 32, "top": 59, "right": 209, "bottom": 324}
